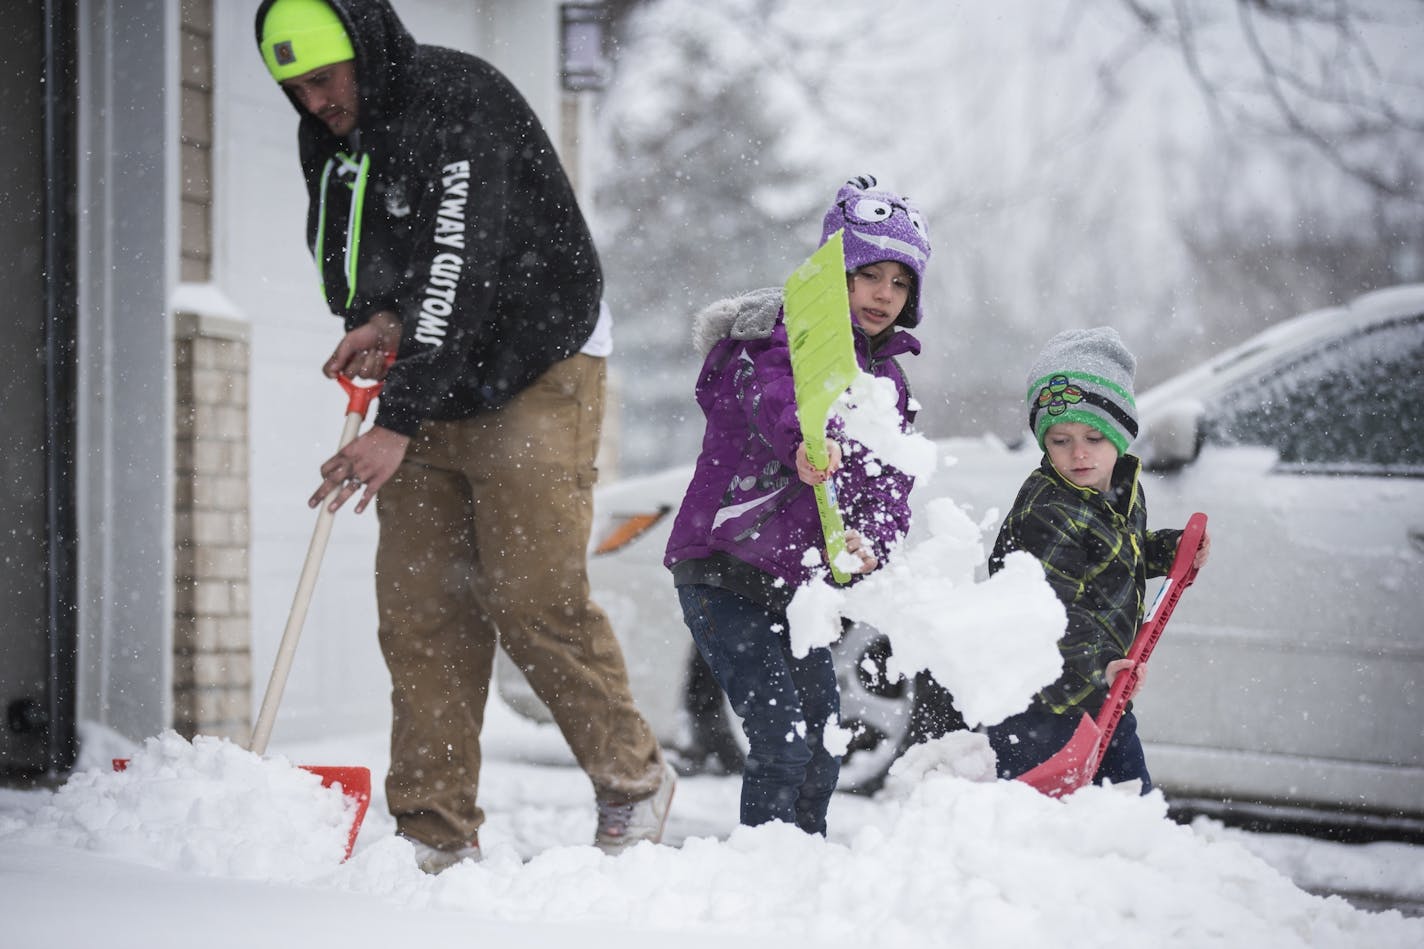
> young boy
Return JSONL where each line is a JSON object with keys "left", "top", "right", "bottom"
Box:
{"left": 664, "top": 175, "right": 930, "bottom": 833}
{"left": 986, "top": 327, "right": 1210, "bottom": 792}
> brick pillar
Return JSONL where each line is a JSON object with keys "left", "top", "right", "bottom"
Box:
{"left": 173, "top": 312, "right": 252, "bottom": 741}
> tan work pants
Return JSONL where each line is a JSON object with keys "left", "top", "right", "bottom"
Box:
{"left": 374, "top": 353, "right": 664, "bottom": 848}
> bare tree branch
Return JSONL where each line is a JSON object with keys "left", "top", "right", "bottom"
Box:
{"left": 1116, "top": 0, "right": 1423, "bottom": 202}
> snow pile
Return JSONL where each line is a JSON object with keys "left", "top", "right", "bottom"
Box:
{"left": 3, "top": 715, "right": 1422, "bottom": 946}
{"left": 313, "top": 740, "right": 1416, "bottom": 948}
{"left": 0, "top": 732, "right": 355, "bottom": 882}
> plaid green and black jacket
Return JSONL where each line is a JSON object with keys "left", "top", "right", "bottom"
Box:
{"left": 990, "top": 453, "right": 1183, "bottom": 715}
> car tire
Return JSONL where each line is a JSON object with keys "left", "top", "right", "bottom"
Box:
{"left": 832, "top": 621, "right": 968, "bottom": 793}
{"left": 678, "top": 622, "right": 966, "bottom": 792}
{"left": 830, "top": 619, "right": 918, "bottom": 792}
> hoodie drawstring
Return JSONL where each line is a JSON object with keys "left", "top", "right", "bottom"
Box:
{"left": 314, "top": 149, "right": 370, "bottom": 309}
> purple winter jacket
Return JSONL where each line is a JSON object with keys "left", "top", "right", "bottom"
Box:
{"left": 664, "top": 290, "right": 920, "bottom": 593}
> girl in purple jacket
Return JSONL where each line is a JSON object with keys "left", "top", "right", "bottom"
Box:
{"left": 664, "top": 176, "right": 931, "bottom": 834}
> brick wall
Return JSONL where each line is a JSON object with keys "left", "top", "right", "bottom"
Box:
{"left": 179, "top": 0, "right": 213, "bottom": 283}
{"left": 172, "top": 0, "right": 252, "bottom": 742}
{"left": 172, "top": 314, "right": 252, "bottom": 741}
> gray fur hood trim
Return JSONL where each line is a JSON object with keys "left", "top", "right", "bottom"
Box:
{"left": 690, "top": 287, "right": 784, "bottom": 357}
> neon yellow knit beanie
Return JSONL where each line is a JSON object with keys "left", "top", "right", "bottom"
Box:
{"left": 260, "top": 0, "right": 355, "bottom": 82}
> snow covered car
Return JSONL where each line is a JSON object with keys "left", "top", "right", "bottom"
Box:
{"left": 499, "top": 284, "right": 1424, "bottom": 833}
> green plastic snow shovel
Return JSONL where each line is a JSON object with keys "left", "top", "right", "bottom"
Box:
{"left": 784, "top": 228, "right": 858, "bottom": 584}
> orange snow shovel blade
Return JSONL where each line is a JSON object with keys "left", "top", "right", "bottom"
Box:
{"left": 111, "top": 758, "right": 370, "bottom": 861}
{"left": 304, "top": 766, "right": 371, "bottom": 860}
{"left": 1018, "top": 513, "right": 1208, "bottom": 798}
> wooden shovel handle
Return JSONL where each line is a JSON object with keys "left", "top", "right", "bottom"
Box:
{"left": 248, "top": 361, "right": 390, "bottom": 755}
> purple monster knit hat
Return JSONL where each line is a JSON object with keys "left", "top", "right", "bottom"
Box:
{"left": 820, "top": 175, "right": 932, "bottom": 328}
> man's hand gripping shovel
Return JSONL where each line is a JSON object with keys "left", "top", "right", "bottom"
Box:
{"left": 114, "top": 370, "right": 387, "bottom": 860}
{"left": 1018, "top": 512, "right": 1209, "bottom": 797}
{"left": 784, "top": 229, "right": 859, "bottom": 584}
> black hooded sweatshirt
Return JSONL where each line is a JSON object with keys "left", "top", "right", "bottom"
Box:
{"left": 254, "top": 0, "right": 603, "bottom": 436}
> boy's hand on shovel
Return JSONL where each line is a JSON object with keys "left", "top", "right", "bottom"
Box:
{"left": 1105, "top": 658, "right": 1146, "bottom": 700}
{"left": 1191, "top": 530, "right": 1212, "bottom": 568}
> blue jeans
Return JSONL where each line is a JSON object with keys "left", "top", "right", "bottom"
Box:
{"left": 986, "top": 704, "right": 1153, "bottom": 794}
{"left": 677, "top": 584, "right": 841, "bottom": 833}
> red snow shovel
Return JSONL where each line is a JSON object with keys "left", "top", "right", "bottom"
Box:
{"left": 116, "top": 370, "right": 388, "bottom": 860}
{"left": 1017, "top": 512, "right": 1208, "bottom": 798}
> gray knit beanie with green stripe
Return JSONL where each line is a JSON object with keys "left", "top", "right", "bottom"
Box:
{"left": 1027, "top": 326, "right": 1139, "bottom": 455}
